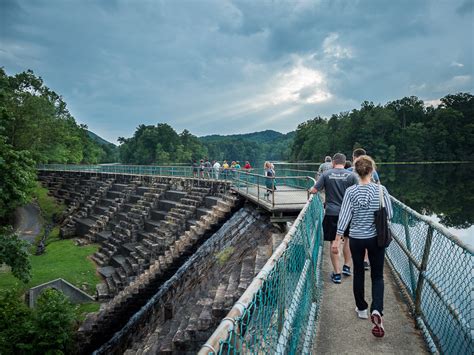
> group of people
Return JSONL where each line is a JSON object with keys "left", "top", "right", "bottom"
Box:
{"left": 310, "top": 148, "right": 393, "bottom": 338}
{"left": 191, "top": 159, "right": 252, "bottom": 179}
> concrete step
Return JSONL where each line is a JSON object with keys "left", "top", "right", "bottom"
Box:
{"left": 164, "top": 190, "right": 187, "bottom": 202}
{"left": 151, "top": 210, "right": 167, "bottom": 221}
{"left": 107, "top": 190, "right": 123, "bottom": 199}
{"left": 158, "top": 199, "right": 179, "bottom": 212}
{"left": 145, "top": 219, "right": 162, "bottom": 232}
{"left": 204, "top": 196, "right": 220, "bottom": 208}
{"left": 112, "top": 183, "right": 130, "bottom": 192}
{"left": 196, "top": 207, "right": 212, "bottom": 219}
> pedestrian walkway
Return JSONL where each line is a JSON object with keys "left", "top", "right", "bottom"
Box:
{"left": 314, "top": 243, "right": 428, "bottom": 354}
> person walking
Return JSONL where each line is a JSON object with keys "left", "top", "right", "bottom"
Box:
{"left": 335, "top": 155, "right": 393, "bottom": 337}
{"left": 213, "top": 160, "right": 221, "bottom": 179}
{"left": 347, "top": 148, "right": 380, "bottom": 270}
{"left": 317, "top": 156, "right": 333, "bottom": 178}
{"left": 310, "top": 153, "right": 358, "bottom": 284}
{"left": 264, "top": 161, "right": 276, "bottom": 200}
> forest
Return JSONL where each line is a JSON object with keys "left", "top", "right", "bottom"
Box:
{"left": 0, "top": 69, "right": 117, "bottom": 225}
{"left": 290, "top": 93, "right": 474, "bottom": 162}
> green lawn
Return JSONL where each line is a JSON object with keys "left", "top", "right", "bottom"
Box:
{"left": 0, "top": 239, "right": 101, "bottom": 296}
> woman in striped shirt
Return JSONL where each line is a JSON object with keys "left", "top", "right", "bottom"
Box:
{"left": 335, "top": 155, "right": 393, "bottom": 338}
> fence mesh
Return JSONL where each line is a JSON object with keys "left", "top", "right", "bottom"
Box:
{"left": 209, "top": 194, "right": 324, "bottom": 354}
{"left": 387, "top": 197, "right": 473, "bottom": 354}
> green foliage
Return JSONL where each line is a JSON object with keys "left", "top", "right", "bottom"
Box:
{"left": 0, "top": 288, "right": 76, "bottom": 354}
{"left": 0, "top": 68, "right": 115, "bottom": 165}
{"left": 290, "top": 93, "right": 474, "bottom": 162}
{"left": 200, "top": 130, "right": 294, "bottom": 163}
{"left": 119, "top": 124, "right": 208, "bottom": 164}
{"left": 0, "top": 289, "right": 36, "bottom": 353}
{"left": 216, "top": 246, "right": 235, "bottom": 265}
{"left": 34, "top": 288, "right": 75, "bottom": 354}
{"left": 32, "top": 182, "right": 65, "bottom": 222}
{"left": 0, "top": 228, "right": 31, "bottom": 283}
{"left": 0, "top": 137, "right": 37, "bottom": 220}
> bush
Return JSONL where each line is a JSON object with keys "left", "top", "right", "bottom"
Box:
{"left": 0, "top": 288, "right": 76, "bottom": 354}
{"left": 34, "top": 288, "right": 75, "bottom": 354}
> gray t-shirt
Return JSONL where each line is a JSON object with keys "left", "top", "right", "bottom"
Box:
{"left": 315, "top": 168, "right": 358, "bottom": 216}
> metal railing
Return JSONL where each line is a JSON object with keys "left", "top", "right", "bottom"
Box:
{"left": 199, "top": 193, "right": 325, "bottom": 354}
{"left": 386, "top": 196, "right": 473, "bottom": 354}
{"left": 231, "top": 170, "right": 315, "bottom": 208}
{"left": 37, "top": 164, "right": 316, "bottom": 209}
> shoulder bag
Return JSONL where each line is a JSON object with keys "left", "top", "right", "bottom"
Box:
{"left": 374, "top": 184, "right": 392, "bottom": 248}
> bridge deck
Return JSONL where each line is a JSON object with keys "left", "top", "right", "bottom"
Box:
{"left": 314, "top": 244, "right": 427, "bottom": 354}
{"left": 232, "top": 184, "right": 309, "bottom": 213}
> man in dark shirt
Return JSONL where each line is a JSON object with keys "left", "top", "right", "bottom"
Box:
{"left": 310, "top": 153, "right": 358, "bottom": 283}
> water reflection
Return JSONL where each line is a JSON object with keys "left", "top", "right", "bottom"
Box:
{"left": 377, "top": 164, "right": 474, "bottom": 231}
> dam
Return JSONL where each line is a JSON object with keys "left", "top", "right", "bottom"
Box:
{"left": 37, "top": 165, "right": 473, "bottom": 354}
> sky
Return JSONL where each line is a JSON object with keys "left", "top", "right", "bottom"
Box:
{"left": 1, "top": 0, "right": 473, "bottom": 143}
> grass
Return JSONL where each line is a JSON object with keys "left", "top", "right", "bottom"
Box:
{"left": 32, "top": 181, "right": 65, "bottom": 222}
{"left": 0, "top": 239, "right": 100, "bottom": 296}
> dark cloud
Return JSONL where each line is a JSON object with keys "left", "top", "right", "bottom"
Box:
{"left": 0, "top": 0, "right": 472, "bottom": 143}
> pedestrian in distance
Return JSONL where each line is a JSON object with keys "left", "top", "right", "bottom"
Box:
{"left": 264, "top": 161, "right": 276, "bottom": 201}
{"left": 335, "top": 155, "right": 393, "bottom": 338}
{"left": 317, "top": 156, "right": 333, "bottom": 178}
{"left": 309, "top": 153, "right": 358, "bottom": 284}
{"left": 212, "top": 160, "right": 221, "bottom": 180}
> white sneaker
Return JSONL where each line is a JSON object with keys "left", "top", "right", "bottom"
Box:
{"left": 355, "top": 307, "right": 368, "bottom": 319}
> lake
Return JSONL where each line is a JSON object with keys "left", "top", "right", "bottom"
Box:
{"left": 273, "top": 162, "right": 474, "bottom": 247}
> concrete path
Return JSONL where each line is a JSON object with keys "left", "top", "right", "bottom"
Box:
{"left": 14, "top": 203, "right": 42, "bottom": 243}
{"left": 313, "top": 242, "right": 428, "bottom": 354}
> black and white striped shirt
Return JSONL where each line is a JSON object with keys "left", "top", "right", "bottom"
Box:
{"left": 337, "top": 183, "right": 393, "bottom": 239}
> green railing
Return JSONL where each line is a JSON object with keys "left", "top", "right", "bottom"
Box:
{"left": 199, "top": 194, "right": 325, "bottom": 354}
{"left": 387, "top": 197, "right": 473, "bottom": 354}
{"left": 231, "top": 170, "right": 314, "bottom": 208}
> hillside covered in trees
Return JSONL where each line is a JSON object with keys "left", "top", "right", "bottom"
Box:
{"left": 200, "top": 130, "right": 294, "bottom": 163}
{"left": 290, "top": 93, "right": 473, "bottom": 162}
{"left": 0, "top": 68, "right": 118, "bottom": 224}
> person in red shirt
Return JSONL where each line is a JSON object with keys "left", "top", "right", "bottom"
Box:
{"left": 244, "top": 161, "right": 252, "bottom": 170}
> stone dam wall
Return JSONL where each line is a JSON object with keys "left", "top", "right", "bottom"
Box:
{"left": 38, "top": 171, "right": 284, "bottom": 354}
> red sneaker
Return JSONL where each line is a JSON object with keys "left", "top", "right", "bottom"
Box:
{"left": 371, "top": 310, "right": 385, "bottom": 337}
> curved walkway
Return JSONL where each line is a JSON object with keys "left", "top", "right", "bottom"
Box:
{"left": 14, "top": 203, "right": 42, "bottom": 243}
{"left": 314, "top": 243, "right": 428, "bottom": 354}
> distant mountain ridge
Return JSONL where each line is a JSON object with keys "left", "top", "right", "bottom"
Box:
{"left": 200, "top": 129, "right": 294, "bottom": 144}
{"left": 87, "top": 130, "right": 117, "bottom": 147}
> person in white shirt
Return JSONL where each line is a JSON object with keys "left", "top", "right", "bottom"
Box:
{"left": 212, "top": 160, "right": 221, "bottom": 179}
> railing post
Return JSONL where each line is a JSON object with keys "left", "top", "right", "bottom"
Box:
{"left": 403, "top": 210, "right": 417, "bottom": 295}
{"left": 414, "top": 226, "right": 433, "bottom": 317}
{"left": 257, "top": 175, "right": 260, "bottom": 203}
{"left": 246, "top": 172, "right": 249, "bottom": 195}
{"left": 272, "top": 178, "right": 275, "bottom": 208}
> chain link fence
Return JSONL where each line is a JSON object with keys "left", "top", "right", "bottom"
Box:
{"left": 387, "top": 196, "right": 473, "bottom": 354}
{"left": 199, "top": 194, "right": 324, "bottom": 354}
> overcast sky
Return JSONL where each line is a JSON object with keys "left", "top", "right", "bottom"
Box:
{"left": 1, "top": 0, "right": 473, "bottom": 143}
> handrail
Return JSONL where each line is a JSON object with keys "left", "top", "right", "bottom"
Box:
{"left": 199, "top": 193, "right": 323, "bottom": 354}
{"left": 390, "top": 196, "right": 473, "bottom": 253}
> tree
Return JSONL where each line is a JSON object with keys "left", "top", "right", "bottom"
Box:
{"left": 0, "top": 137, "right": 36, "bottom": 221}
{"left": 0, "top": 228, "right": 32, "bottom": 283}
{"left": 33, "top": 288, "right": 76, "bottom": 354}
